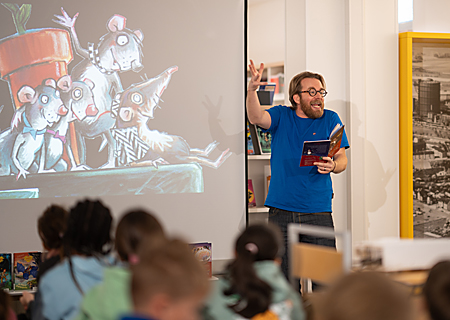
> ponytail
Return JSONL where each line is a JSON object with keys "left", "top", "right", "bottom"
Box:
{"left": 224, "top": 224, "right": 281, "bottom": 318}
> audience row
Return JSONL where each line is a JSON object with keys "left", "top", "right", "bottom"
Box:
{"left": 0, "top": 198, "right": 449, "bottom": 320}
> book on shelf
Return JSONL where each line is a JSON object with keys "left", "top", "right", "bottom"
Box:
{"left": 264, "top": 165, "right": 271, "bottom": 201}
{"left": 247, "top": 121, "right": 255, "bottom": 155}
{"left": 256, "top": 126, "right": 272, "bottom": 154}
{"left": 248, "top": 123, "right": 261, "bottom": 154}
{"left": 0, "top": 253, "right": 12, "bottom": 290}
{"left": 299, "top": 124, "right": 345, "bottom": 167}
{"left": 257, "top": 83, "right": 276, "bottom": 105}
{"left": 248, "top": 179, "right": 256, "bottom": 207}
{"left": 13, "top": 252, "right": 41, "bottom": 290}
{"left": 190, "top": 242, "right": 212, "bottom": 278}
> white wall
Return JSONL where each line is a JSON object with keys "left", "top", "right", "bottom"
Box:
{"left": 248, "top": 0, "right": 285, "bottom": 63}
{"left": 284, "top": 0, "right": 400, "bottom": 245}
{"left": 412, "top": 0, "right": 450, "bottom": 32}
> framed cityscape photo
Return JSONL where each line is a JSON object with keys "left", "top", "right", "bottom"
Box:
{"left": 400, "top": 32, "right": 450, "bottom": 238}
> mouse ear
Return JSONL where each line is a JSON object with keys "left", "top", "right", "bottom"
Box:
{"left": 43, "top": 78, "right": 57, "bottom": 89}
{"left": 57, "top": 75, "right": 72, "bottom": 92}
{"left": 83, "top": 78, "right": 95, "bottom": 90}
{"left": 133, "top": 29, "right": 144, "bottom": 42}
{"left": 17, "top": 86, "right": 36, "bottom": 104}
{"left": 107, "top": 14, "right": 126, "bottom": 32}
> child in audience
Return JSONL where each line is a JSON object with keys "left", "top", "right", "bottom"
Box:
{"left": 19, "top": 205, "right": 69, "bottom": 320}
{"left": 317, "top": 271, "right": 413, "bottom": 320}
{"left": 122, "top": 237, "right": 209, "bottom": 320}
{"left": 76, "top": 209, "right": 166, "bottom": 320}
{"left": 39, "top": 199, "right": 113, "bottom": 320}
{"left": 0, "top": 289, "right": 17, "bottom": 320}
{"left": 202, "top": 223, "right": 305, "bottom": 320}
{"left": 423, "top": 260, "right": 450, "bottom": 320}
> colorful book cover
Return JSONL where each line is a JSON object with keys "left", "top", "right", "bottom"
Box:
{"left": 256, "top": 126, "right": 272, "bottom": 154}
{"left": 247, "top": 122, "right": 255, "bottom": 155}
{"left": 190, "top": 242, "right": 212, "bottom": 278}
{"left": 299, "top": 124, "right": 344, "bottom": 167}
{"left": 13, "top": 252, "right": 41, "bottom": 290}
{"left": 0, "top": 253, "right": 12, "bottom": 290}
{"left": 248, "top": 179, "right": 256, "bottom": 207}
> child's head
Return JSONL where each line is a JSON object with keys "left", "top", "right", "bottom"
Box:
{"left": 317, "top": 272, "right": 413, "bottom": 320}
{"left": 63, "top": 199, "right": 113, "bottom": 257}
{"left": 423, "top": 260, "right": 450, "bottom": 320}
{"left": 234, "top": 223, "right": 282, "bottom": 261}
{"left": 38, "top": 205, "right": 68, "bottom": 251}
{"left": 0, "top": 289, "right": 11, "bottom": 320}
{"left": 131, "top": 238, "right": 209, "bottom": 320}
{"left": 224, "top": 223, "right": 283, "bottom": 318}
{"left": 115, "top": 209, "right": 165, "bottom": 263}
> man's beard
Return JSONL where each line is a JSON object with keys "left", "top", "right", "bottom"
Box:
{"left": 300, "top": 97, "right": 324, "bottom": 119}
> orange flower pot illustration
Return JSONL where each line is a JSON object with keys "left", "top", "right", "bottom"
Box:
{"left": 0, "top": 28, "right": 73, "bottom": 108}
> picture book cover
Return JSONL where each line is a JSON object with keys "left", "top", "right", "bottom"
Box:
{"left": 256, "top": 126, "right": 272, "bottom": 154}
{"left": 190, "top": 242, "right": 212, "bottom": 278}
{"left": 13, "top": 252, "right": 41, "bottom": 290}
{"left": 299, "top": 124, "right": 345, "bottom": 167}
{"left": 248, "top": 179, "right": 256, "bottom": 207}
{"left": 247, "top": 122, "right": 255, "bottom": 155}
{"left": 0, "top": 253, "right": 12, "bottom": 290}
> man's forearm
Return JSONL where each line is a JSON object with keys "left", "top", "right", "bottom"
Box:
{"left": 246, "top": 90, "right": 264, "bottom": 125}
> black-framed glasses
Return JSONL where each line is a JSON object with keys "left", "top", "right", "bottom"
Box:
{"left": 299, "top": 88, "right": 328, "bottom": 98}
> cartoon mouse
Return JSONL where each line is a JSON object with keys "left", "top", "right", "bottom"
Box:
{"left": 0, "top": 79, "right": 68, "bottom": 179}
{"left": 42, "top": 75, "right": 98, "bottom": 172}
{"left": 113, "top": 66, "right": 231, "bottom": 169}
{"left": 54, "top": 8, "right": 144, "bottom": 168}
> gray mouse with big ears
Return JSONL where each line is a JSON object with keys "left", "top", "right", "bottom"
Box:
{"left": 54, "top": 8, "right": 144, "bottom": 169}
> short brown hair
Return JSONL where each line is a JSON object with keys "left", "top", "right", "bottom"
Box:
{"left": 115, "top": 209, "right": 165, "bottom": 262}
{"left": 289, "top": 71, "right": 326, "bottom": 109}
{"left": 131, "top": 238, "right": 209, "bottom": 308}
{"left": 38, "top": 205, "right": 68, "bottom": 250}
{"left": 318, "top": 272, "right": 413, "bottom": 320}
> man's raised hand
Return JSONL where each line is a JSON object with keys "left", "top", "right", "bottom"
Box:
{"left": 248, "top": 60, "right": 268, "bottom": 92}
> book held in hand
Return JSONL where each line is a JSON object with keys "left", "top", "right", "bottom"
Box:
{"left": 299, "top": 124, "right": 345, "bottom": 167}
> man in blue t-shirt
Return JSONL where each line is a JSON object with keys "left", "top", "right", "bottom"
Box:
{"left": 246, "top": 60, "right": 349, "bottom": 281}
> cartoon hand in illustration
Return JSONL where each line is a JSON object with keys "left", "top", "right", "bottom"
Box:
{"left": 16, "top": 168, "right": 29, "bottom": 181}
{"left": 53, "top": 7, "right": 78, "bottom": 30}
{"left": 151, "top": 157, "right": 170, "bottom": 169}
{"left": 11, "top": 108, "right": 25, "bottom": 129}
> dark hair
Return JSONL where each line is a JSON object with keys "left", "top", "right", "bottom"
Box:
{"left": 423, "top": 260, "right": 450, "bottom": 320}
{"left": 318, "top": 272, "right": 412, "bottom": 320}
{"left": 63, "top": 199, "right": 113, "bottom": 294}
{"left": 131, "top": 238, "right": 209, "bottom": 308}
{"left": 224, "top": 223, "right": 282, "bottom": 318}
{"left": 115, "top": 209, "right": 165, "bottom": 262}
{"left": 0, "top": 290, "right": 11, "bottom": 320}
{"left": 38, "top": 205, "right": 68, "bottom": 250}
{"left": 289, "top": 71, "right": 326, "bottom": 110}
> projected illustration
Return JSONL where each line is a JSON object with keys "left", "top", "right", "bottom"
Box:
{"left": 0, "top": 4, "right": 232, "bottom": 198}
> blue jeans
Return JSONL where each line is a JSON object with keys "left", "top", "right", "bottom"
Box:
{"left": 268, "top": 207, "right": 336, "bottom": 282}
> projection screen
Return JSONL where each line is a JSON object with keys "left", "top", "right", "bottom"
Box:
{"left": 0, "top": 0, "right": 246, "bottom": 262}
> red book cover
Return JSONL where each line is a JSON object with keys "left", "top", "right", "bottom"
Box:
{"left": 299, "top": 124, "right": 344, "bottom": 167}
{"left": 248, "top": 179, "right": 256, "bottom": 207}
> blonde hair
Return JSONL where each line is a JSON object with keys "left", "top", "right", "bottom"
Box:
{"left": 318, "top": 272, "right": 413, "bottom": 320}
{"left": 288, "top": 71, "right": 326, "bottom": 110}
